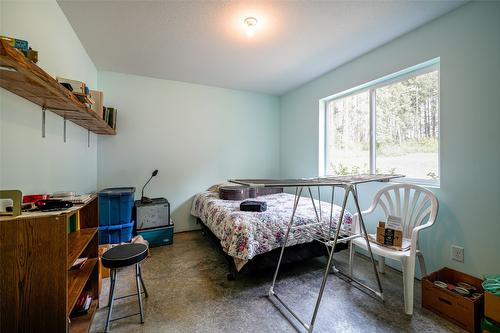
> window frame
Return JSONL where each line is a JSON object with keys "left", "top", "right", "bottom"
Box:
{"left": 319, "top": 58, "right": 441, "bottom": 187}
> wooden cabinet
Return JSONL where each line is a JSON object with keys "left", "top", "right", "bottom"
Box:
{"left": 0, "top": 197, "right": 100, "bottom": 333}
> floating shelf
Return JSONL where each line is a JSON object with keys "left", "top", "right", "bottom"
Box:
{"left": 0, "top": 39, "right": 115, "bottom": 135}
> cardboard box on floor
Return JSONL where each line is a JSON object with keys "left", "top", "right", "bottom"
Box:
{"left": 98, "top": 244, "right": 113, "bottom": 295}
{"left": 422, "top": 267, "right": 484, "bottom": 333}
{"left": 99, "top": 244, "right": 113, "bottom": 279}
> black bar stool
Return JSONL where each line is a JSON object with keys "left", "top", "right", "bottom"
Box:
{"left": 101, "top": 243, "right": 149, "bottom": 333}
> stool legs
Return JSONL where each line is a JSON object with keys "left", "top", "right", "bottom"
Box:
{"left": 138, "top": 264, "right": 148, "bottom": 298}
{"left": 105, "top": 269, "right": 117, "bottom": 333}
{"left": 107, "top": 269, "right": 116, "bottom": 307}
{"left": 104, "top": 264, "right": 147, "bottom": 332}
{"left": 135, "top": 264, "right": 145, "bottom": 323}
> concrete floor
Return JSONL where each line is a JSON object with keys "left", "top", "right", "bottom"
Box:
{"left": 91, "top": 231, "right": 464, "bottom": 333}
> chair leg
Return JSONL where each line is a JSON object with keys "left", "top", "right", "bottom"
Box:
{"left": 107, "top": 269, "right": 115, "bottom": 308}
{"left": 417, "top": 252, "right": 427, "bottom": 278}
{"left": 401, "top": 257, "right": 416, "bottom": 315}
{"left": 105, "top": 269, "right": 117, "bottom": 333}
{"left": 135, "top": 264, "right": 145, "bottom": 323}
{"left": 348, "top": 241, "right": 355, "bottom": 278}
{"left": 138, "top": 264, "right": 148, "bottom": 298}
{"left": 378, "top": 256, "right": 385, "bottom": 274}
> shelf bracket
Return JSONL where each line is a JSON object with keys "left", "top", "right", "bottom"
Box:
{"left": 88, "top": 129, "right": 90, "bottom": 148}
{"left": 63, "top": 118, "right": 67, "bottom": 143}
{"left": 41, "top": 107, "right": 46, "bottom": 138}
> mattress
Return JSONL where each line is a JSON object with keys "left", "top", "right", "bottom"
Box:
{"left": 190, "top": 190, "right": 352, "bottom": 270}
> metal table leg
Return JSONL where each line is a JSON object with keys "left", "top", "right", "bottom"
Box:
{"left": 307, "top": 187, "right": 350, "bottom": 332}
{"left": 268, "top": 183, "right": 384, "bottom": 332}
{"left": 269, "top": 187, "right": 303, "bottom": 295}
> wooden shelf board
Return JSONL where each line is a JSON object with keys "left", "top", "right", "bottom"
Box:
{"left": 67, "top": 228, "right": 98, "bottom": 269}
{"left": 0, "top": 195, "right": 97, "bottom": 222}
{"left": 69, "top": 300, "right": 98, "bottom": 333}
{"left": 0, "top": 40, "right": 115, "bottom": 135}
{"left": 68, "top": 258, "right": 98, "bottom": 315}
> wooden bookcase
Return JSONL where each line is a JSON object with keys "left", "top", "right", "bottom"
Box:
{"left": 0, "top": 39, "right": 115, "bottom": 135}
{"left": 0, "top": 196, "right": 100, "bottom": 333}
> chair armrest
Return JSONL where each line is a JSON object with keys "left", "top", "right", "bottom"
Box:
{"left": 350, "top": 194, "right": 382, "bottom": 235}
{"left": 410, "top": 221, "right": 434, "bottom": 254}
{"left": 351, "top": 209, "right": 375, "bottom": 234}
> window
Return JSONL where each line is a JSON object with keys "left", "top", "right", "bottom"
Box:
{"left": 322, "top": 59, "right": 440, "bottom": 184}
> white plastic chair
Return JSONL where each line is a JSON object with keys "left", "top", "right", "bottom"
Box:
{"left": 348, "top": 183, "right": 439, "bottom": 315}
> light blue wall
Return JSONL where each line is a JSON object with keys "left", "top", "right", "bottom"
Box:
{"left": 97, "top": 71, "right": 280, "bottom": 232}
{"left": 279, "top": 2, "right": 500, "bottom": 278}
{"left": 0, "top": 0, "right": 98, "bottom": 195}
{"left": 2, "top": 1, "right": 498, "bottom": 279}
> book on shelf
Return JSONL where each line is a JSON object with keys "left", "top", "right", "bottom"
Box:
{"left": 104, "top": 107, "right": 118, "bottom": 129}
{"left": 56, "top": 77, "right": 86, "bottom": 95}
{"left": 90, "top": 90, "right": 104, "bottom": 118}
{"left": 0, "top": 35, "right": 29, "bottom": 52}
{"left": 70, "top": 257, "right": 88, "bottom": 270}
{"left": 104, "top": 107, "right": 110, "bottom": 124}
{"left": 108, "top": 108, "right": 117, "bottom": 129}
{"left": 65, "top": 194, "right": 93, "bottom": 205}
{"left": 71, "top": 292, "right": 93, "bottom": 317}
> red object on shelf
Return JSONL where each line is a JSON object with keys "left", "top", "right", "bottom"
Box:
{"left": 23, "top": 194, "right": 48, "bottom": 203}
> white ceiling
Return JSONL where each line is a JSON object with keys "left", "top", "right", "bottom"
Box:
{"left": 58, "top": 1, "right": 465, "bottom": 96}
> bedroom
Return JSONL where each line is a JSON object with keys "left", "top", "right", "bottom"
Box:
{"left": 1, "top": 1, "right": 499, "bottom": 332}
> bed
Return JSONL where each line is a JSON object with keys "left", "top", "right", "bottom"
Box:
{"left": 190, "top": 187, "right": 353, "bottom": 279}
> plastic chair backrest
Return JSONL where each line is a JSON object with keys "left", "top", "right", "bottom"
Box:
{"left": 371, "top": 184, "right": 439, "bottom": 238}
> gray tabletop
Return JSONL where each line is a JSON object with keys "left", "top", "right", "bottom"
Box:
{"left": 229, "top": 174, "right": 403, "bottom": 187}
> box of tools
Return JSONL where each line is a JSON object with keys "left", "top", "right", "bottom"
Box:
{"left": 422, "top": 267, "right": 484, "bottom": 333}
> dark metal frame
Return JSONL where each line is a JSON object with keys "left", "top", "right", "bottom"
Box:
{"left": 104, "top": 262, "right": 148, "bottom": 333}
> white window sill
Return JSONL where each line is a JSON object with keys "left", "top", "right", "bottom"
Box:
{"left": 391, "top": 178, "right": 440, "bottom": 189}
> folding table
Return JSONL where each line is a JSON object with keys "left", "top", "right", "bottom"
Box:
{"left": 230, "top": 174, "right": 403, "bottom": 332}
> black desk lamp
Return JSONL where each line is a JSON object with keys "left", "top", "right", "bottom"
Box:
{"left": 141, "top": 169, "right": 158, "bottom": 204}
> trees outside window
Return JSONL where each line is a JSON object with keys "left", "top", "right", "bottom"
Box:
{"left": 324, "top": 61, "right": 440, "bottom": 184}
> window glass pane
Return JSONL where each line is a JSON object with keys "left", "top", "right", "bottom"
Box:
{"left": 326, "top": 91, "right": 370, "bottom": 175}
{"left": 375, "top": 70, "right": 439, "bottom": 180}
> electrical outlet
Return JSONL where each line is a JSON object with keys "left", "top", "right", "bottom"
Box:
{"left": 451, "top": 245, "right": 464, "bottom": 263}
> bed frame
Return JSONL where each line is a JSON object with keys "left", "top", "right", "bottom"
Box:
{"left": 197, "top": 218, "right": 348, "bottom": 280}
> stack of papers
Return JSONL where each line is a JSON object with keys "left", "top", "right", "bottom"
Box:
{"left": 57, "top": 194, "right": 93, "bottom": 205}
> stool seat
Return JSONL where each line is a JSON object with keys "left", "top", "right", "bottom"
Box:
{"left": 102, "top": 243, "right": 148, "bottom": 269}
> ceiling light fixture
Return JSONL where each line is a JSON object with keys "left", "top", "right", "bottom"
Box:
{"left": 244, "top": 17, "right": 258, "bottom": 38}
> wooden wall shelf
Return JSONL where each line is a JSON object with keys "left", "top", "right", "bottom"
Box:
{"left": 0, "top": 39, "right": 115, "bottom": 135}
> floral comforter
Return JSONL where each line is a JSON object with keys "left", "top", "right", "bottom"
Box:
{"left": 191, "top": 190, "right": 352, "bottom": 270}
